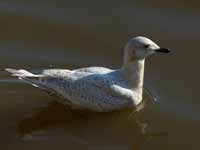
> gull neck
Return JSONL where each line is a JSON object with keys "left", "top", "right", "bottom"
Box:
{"left": 121, "top": 59, "right": 145, "bottom": 92}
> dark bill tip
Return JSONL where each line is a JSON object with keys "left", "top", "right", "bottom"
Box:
{"left": 155, "top": 48, "right": 171, "bottom": 53}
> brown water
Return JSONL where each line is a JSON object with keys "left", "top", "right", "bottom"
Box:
{"left": 0, "top": 0, "right": 200, "bottom": 150}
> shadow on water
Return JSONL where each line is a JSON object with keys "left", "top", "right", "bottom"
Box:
{"left": 16, "top": 91, "right": 167, "bottom": 149}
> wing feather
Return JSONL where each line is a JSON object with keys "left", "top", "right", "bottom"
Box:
{"left": 34, "top": 72, "right": 132, "bottom": 111}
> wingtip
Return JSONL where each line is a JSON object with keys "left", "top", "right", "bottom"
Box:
{"left": 5, "top": 68, "right": 20, "bottom": 77}
{"left": 5, "top": 68, "right": 17, "bottom": 73}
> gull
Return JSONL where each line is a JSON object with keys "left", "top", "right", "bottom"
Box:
{"left": 5, "top": 36, "right": 171, "bottom": 112}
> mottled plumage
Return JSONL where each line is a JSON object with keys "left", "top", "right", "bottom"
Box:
{"left": 5, "top": 36, "right": 170, "bottom": 112}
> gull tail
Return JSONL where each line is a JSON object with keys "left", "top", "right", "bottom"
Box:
{"left": 5, "top": 68, "right": 48, "bottom": 90}
{"left": 5, "top": 68, "right": 36, "bottom": 77}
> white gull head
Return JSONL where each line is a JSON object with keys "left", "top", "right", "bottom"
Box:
{"left": 123, "top": 36, "right": 170, "bottom": 66}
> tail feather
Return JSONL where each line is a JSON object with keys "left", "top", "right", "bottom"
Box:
{"left": 5, "top": 68, "right": 47, "bottom": 89}
{"left": 5, "top": 68, "right": 35, "bottom": 77}
{"left": 5, "top": 68, "right": 67, "bottom": 99}
{"left": 5, "top": 68, "right": 58, "bottom": 96}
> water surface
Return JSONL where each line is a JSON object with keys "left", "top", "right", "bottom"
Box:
{"left": 0, "top": 1, "right": 200, "bottom": 150}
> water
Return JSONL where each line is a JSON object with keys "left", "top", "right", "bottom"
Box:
{"left": 0, "top": 0, "right": 200, "bottom": 149}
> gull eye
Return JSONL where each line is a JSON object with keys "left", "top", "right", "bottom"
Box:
{"left": 144, "top": 44, "right": 150, "bottom": 48}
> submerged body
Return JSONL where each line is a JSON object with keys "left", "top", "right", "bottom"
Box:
{"left": 5, "top": 36, "right": 170, "bottom": 112}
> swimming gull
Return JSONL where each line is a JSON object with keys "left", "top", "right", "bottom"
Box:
{"left": 5, "top": 36, "right": 171, "bottom": 112}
